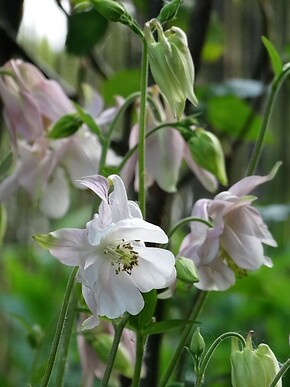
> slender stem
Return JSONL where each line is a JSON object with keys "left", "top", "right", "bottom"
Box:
{"left": 99, "top": 92, "right": 141, "bottom": 172}
{"left": 158, "top": 290, "right": 208, "bottom": 387}
{"left": 269, "top": 358, "right": 290, "bottom": 387}
{"left": 55, "top": 287, "right": 77, "bottom": 386}
{"left": 195, "top": 332, "right": 246, "bottom": 387}
{"left": 167, "top": 216, "right": 213, "bottom": 239}
{"left": 138, "top": 38, "right": 149, "bottom": 217}
{"left": 246, "top": 66, "right": 290, "bottom": 176}
{"left": 41, "top": 266, "right": 78, "bottom": 387}
{"left": 100, "top": 313, "right": 131, "bottom": 387}
{"left": 131, "top": 331, "right": 146, "bottom": 387}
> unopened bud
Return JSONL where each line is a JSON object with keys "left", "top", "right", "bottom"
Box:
{"left": 157, "top": 0, "right": 182, "bottom": 24}
{"left": 184, "top": 127, "right": 228, "bottom": 186}
{"left": 190, "top": 327, "right": 205, "bottom": 358}
{"left": 176, "top": 256, "right": 198, "bottom": 283}
{"left": 91, "top": 0, "right": 128, "bottom": 22}
{"left": 231, "top": 332, "right": 282, "bottom": 387}
{"left": 27, "top": 324, "right": 44, "bottom": 349}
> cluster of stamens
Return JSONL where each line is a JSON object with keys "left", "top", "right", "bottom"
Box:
{"left": 104, "top": 239, "right": 139, "bottom": 275}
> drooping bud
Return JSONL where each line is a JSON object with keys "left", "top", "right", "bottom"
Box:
{"left": 231, "top": 332, "right": 282, "bottom": 387}
{"left": 176, "top": 256, "right": 199, "bottom": 283}
{"left": 90, "top": 0, "right": 141, "bottom": 36}
{"left": 157, "top": 0, "right": 182, "bottom": 24}
{"left": 144, "top": 19, "right": 198, "bottom": 120}
{"left": 181, "top": 127, "right": 228, "bottom": 186}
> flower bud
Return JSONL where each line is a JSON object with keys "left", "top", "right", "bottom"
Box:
{"left": 184, "top": 127, "right": 228, "bottom": 186}
{"left": 157, "top": 0, "right": 182, "bottom": 24}
{"left": 90, "top": 0, "right": 128, "bottom": 22}
{"left": 144, "top": 19, "right": 198, "bottom": 120}
{"left": 27, "top": 324, "right": 44, "bottom": 349}
{"left": 231, "top": 333, "right": 282, "bottom": 387}
{"left": 190, "top": 327, "right": 205, "bottom": 358}
{"left": 176, "top": 256, "right": 198, "bottom": 283}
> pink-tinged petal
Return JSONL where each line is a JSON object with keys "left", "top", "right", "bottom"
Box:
{"left": 49, "top": 228, "right": 92, "bottom": 265}
{"left": 0, "top": 163, "right": 21, "bottom": 203}
{"left": 183, "top": 143, "right": 218, "bottom": 193}
{"left": 106, "top": 218, "right": 169, "bottom": 244}
{"left": 195, "top": 259, "right": 235, "bottom": 291}
{"left": 131, "top": 246, "right": 176, "bottom": 292}
{"left": 81, "top": 315, "right": 100, "bottom": 330}
{"left": 39, "top": 167, "right": 70, "bottom": 218}
{"left": 225, "top": 206, "right": 277, "bottom": 247}
{"left": 81, "top": 83, "right": 104, "bottom": 117}
{"left": 78, "top": 174, "right": 109, "bottom": 202}
{"left": 229, "top": 162, "right": 282, "bottom": 196}
{"left": 221, "top": 226, "right": 265, "bottom": 270}
{"left": 63, "top": 132, "right": 101, "bottom": 187}
{"left": 146, "top": 127, "right": 183, "bottom": 193}
{"left": 96, "top": 267, "right": 144, "bottom": 318}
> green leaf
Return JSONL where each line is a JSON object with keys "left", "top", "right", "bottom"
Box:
{"left": 143, "top": 319, "right": 195, "bottom": 336}
{"left": 129, "top": 290, "right": 157, "bottom": 330}
{"left": 206, "top": 95, "right": 270, "bottom": 142}
{"left": 73, "top": 102, "right": 103, "bottom": 140}
{"left": 66, "top": 10, "right": 108, "bottom": 55}
{"left": 262, "top": 36, "right": 283, "bottom": 78}
{"left": 48, "top": 114, "right": 83, "bottom": 139}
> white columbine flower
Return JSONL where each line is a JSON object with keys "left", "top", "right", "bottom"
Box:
{"left": 34, "top": 174, "right": 176, "bottom": 329}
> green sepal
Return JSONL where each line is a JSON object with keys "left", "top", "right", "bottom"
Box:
{"left": 33, "top": 233, "right": 56, "bottom": 249}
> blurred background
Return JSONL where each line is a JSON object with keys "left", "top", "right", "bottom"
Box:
{"left": 1, "top": 0, "right": 290, "bottom": 386}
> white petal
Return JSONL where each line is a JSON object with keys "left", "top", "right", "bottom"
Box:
{"left": 49, "top": 228, "right": 92, "bottom": 265}
{"left": 195, "top": 259, "right": 235, "bottom": 291}
{"left": 107, "top": 218, "right": 169, "bottom": 244}
{"left": 131, "top": 246, "right": 176, "bottom": 292}
{"left": 96, "top": 267, "right": 144, "bottom": 318}
{"left": 108, "top": 174, "right": 131, "bottom": 221}
{"left": 81, "top": 315, "right": 100, "bottom": 330}
{"left": 39, "top": 167, "right": 70, "bottom": 218}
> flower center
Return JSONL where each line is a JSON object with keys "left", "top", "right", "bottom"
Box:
{"left": 104, "top": 239, "right": 139, "bottom": 275}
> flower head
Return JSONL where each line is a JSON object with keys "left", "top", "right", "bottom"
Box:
{"left": 34, "top": 174, "right": 176, "bottom": 328}
{"left": 179, "top": 164, "right": 280, "bottom": 290}
{"left": 0, "top": 60, "right": 120, "bottom": 218}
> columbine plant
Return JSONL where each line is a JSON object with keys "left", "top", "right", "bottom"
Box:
{"left": 2, "top": 1, "right": 290, "bottom": 386}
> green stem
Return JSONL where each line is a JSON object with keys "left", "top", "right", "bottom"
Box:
{"left": 158, "top": 290, "right": 208, "bottom": 387}
{"left": 55, "top": 287, "right": 77, "bottom": 386}
{"left": 131, "top": 331, "right": 146, "bottom": 387}
{"left": 100, "top": 313, "right": 131, "bottom": 387}
{"left": 41, "top": 266, "right": 78, "bottom": 387}
{"left": 246, "top": 66, "right": 290, "bottom": 176}
{"left": 195, "top": 332, "right": 246, "bottom": 387}
{"left": 269, "top": 358, "right": 290, "bottom": 387}
{"left": 99, "top": 91, "right": 141, "bottom": 172}
{"left": 167, "top": 216, "right": 213, "bottom": 240}
{"left": 138, "top": 38, "right": 149, "bottom": 217}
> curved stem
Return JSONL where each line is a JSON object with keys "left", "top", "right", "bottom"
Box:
{"left": 131, "top": 331, "right": 146, "bottom": 387}
{"left": 168, "top": 216, "right": 213, "bottom": 239}
{"left": 158, "top": 290, "right": 208, "bottom": 387}
{"left": 138, "top": 37, "right": 149, "bottom": 217}
{"left": 99, "top": 91, "right": 141, "bottom": 172}
{"left": 41, "top": 266, "right": 78, "bottom": 387}
{"left": 195, "top": 332, "right": 246, "bottom": 387}
{"left": 269, "top": 358, "right": 290, "bottom": 387}
{"left": 246, "top": 66, "right": 290, "bottom": 176}
{"left": 100, "top": 313, "right": 131, "bottom": 387}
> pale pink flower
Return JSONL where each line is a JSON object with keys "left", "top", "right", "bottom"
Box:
{"left": 0, "top": 60, "right": 120, "bottom": 217}
{"left": 121, "top": 86, "right": 218, "bottom": 193}
{"left": 34, "top": 174, "right": 176, "bottom": 328}
{"left": 179, "top": 164, "right": 280, "bottom": 290}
